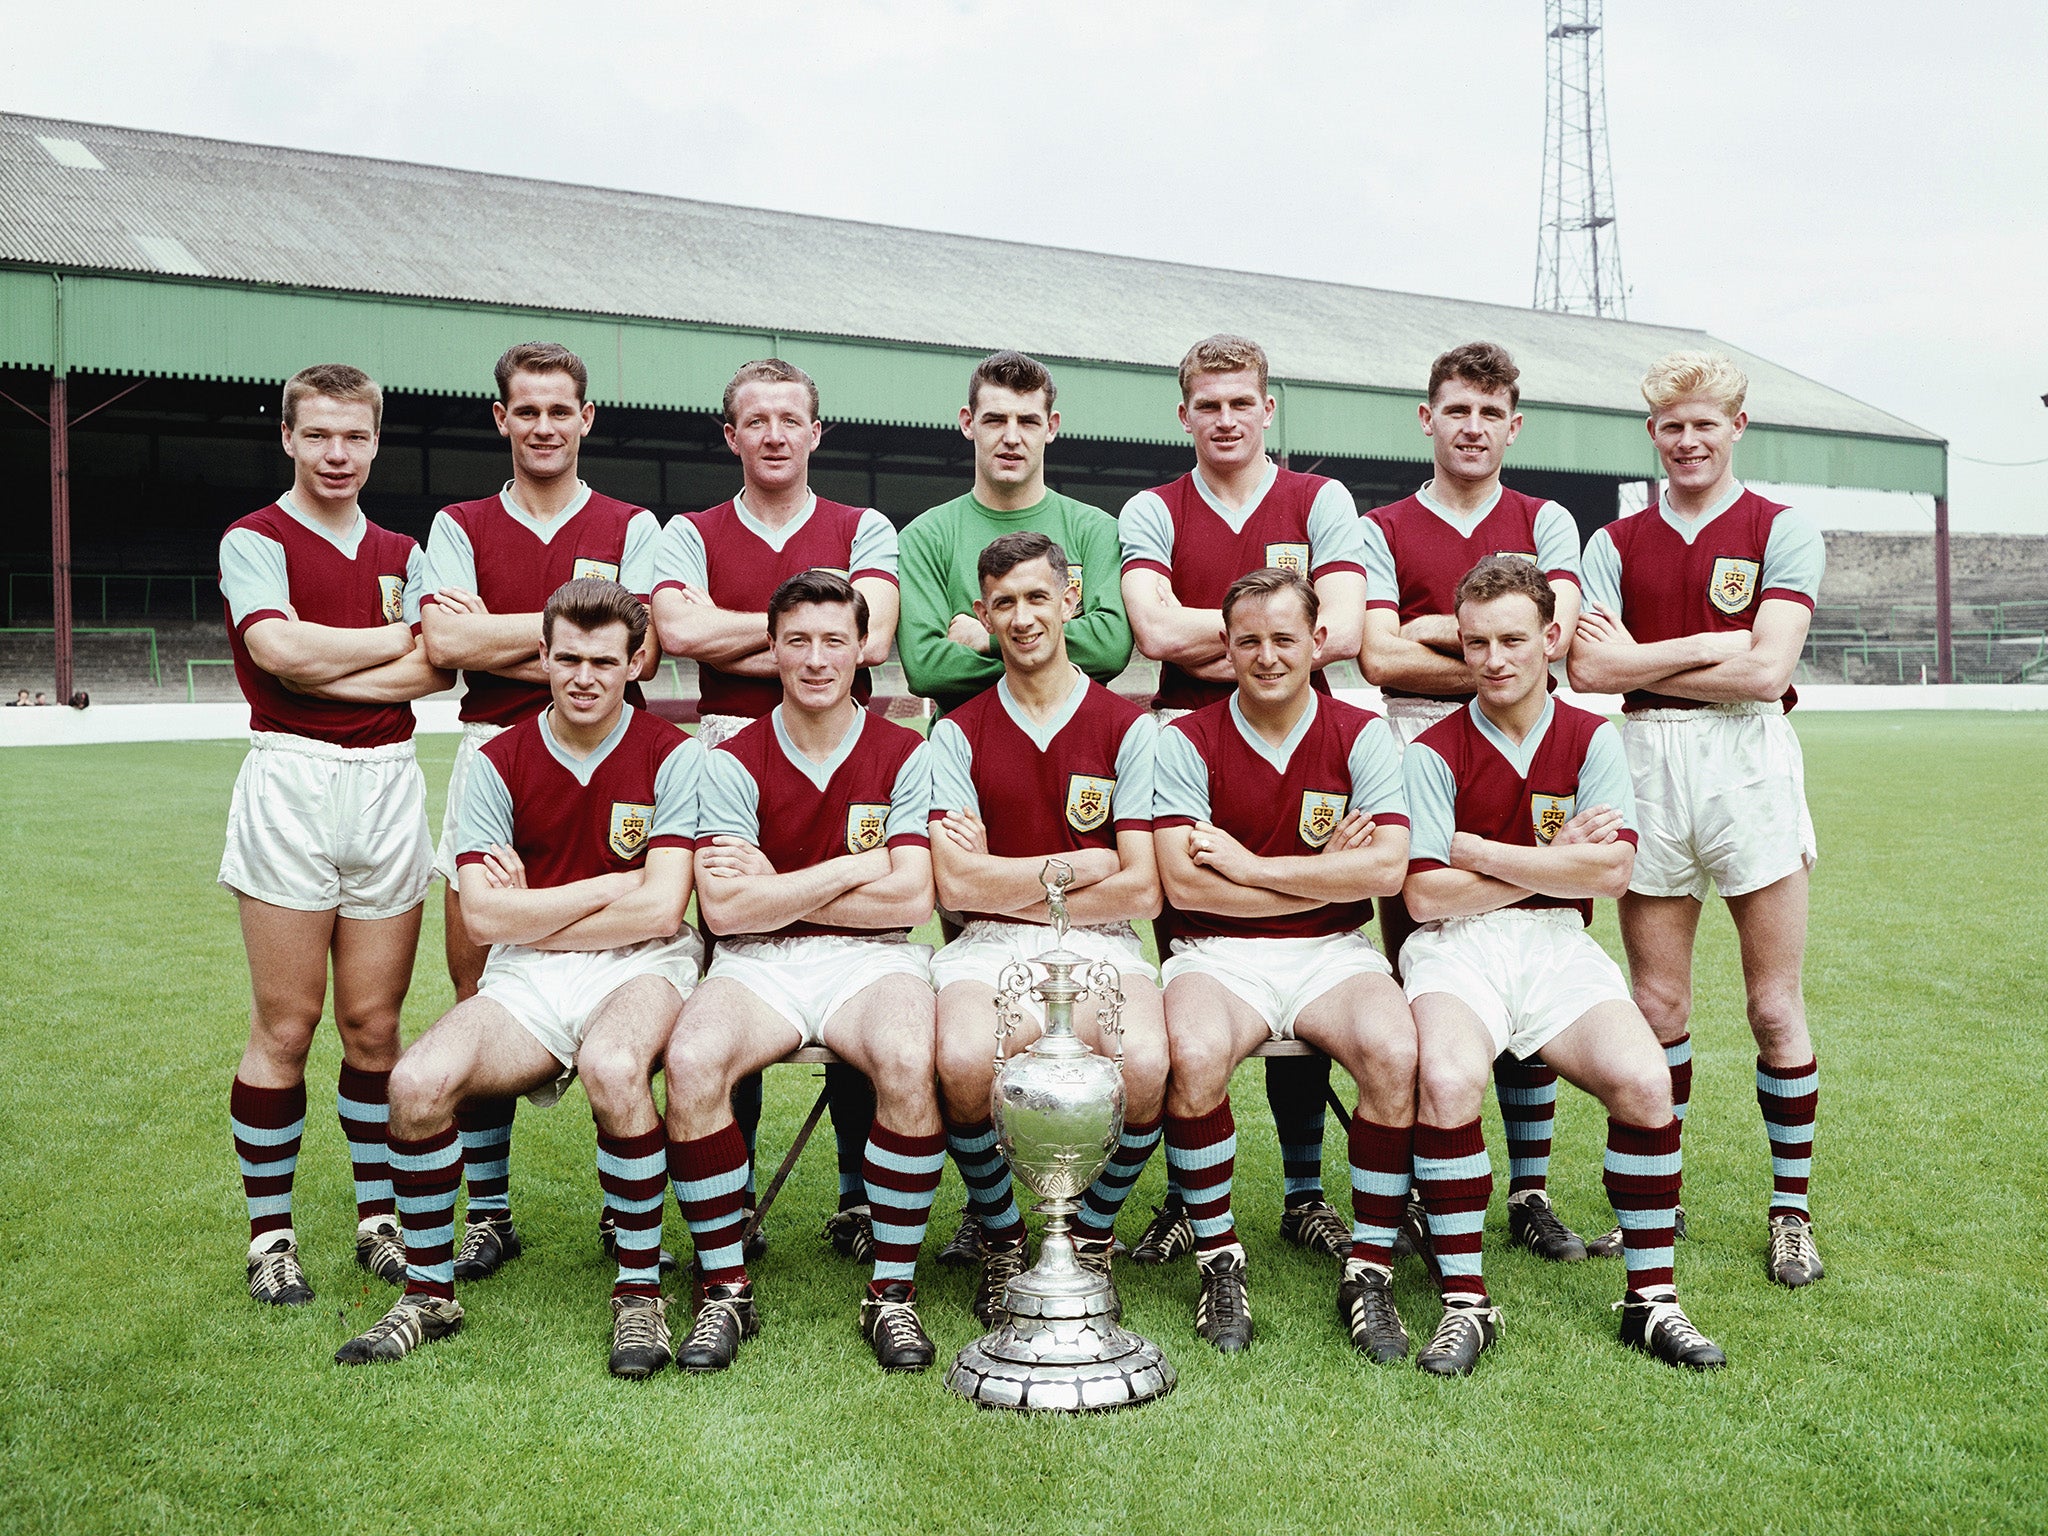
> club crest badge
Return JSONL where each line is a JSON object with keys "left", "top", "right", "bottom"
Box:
{"left": 572, "top": 557, "right": 621, "bottom": 583}
{"left": 1298, "top": 789, "right": 1349, "bottom": 849}
{"left": 1065, "top": 774, "right": 1115, "bottom": 834}
{"left": 1708, "top": 557, "right": 1760, "bottom": 616}
{"left": 608, "top": 801, "right": 654, "bottom": 859}
{"left": 377, "top": 574, "right": 405, "bottom": 623}
{"left": 1264, "top": 542, "right": 1311, "bottom": 576}
{"left": 846, "top": 802, "right": 888, "bottom": 854}
{"left": 1530, "top": 793, "right": 1576, "bottom": 845}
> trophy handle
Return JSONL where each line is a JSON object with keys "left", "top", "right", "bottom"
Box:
{"left": 1083, "top": 959, "right": 1125, "bottom": 1074}
{"left": 992, "top": 959, "right": 1033, "bottom": 1074}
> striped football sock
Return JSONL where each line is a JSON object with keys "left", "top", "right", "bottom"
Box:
{"left": 230, "top": 1076, "right": 304, "bottom": 1243}
{"left": 1756, "top": 1057, "right": 1818, "bottom": 1219}
{"left": 1165, "top": 1103, "right": 1239, "bottom": 1260}
{"left": 336, "top": 1063, "right": 394, "bottom": 1224}
{"left": 1347, "top": 1116, "right": 1413, "bottom": 1270}
{"left": 865, "top": 1122, "right": 947, "bottom": 1291}
{"left": 1494, "top": 1052, "right": 1559, "bottom": 1196}
{"left": 944, "top": 1115, "right": 1025, "bottom": 1244}
{"left": 1414, "top": 1120, "right": 1492, "bottom": 1304}
{"left": 390, "top": 1125, "right": 462, "bottom": 1300}
{"left": 1266, "top": 1054, "right": 1329, "bottom": 1203}
{"left": 668, "top": 1122, "right": 751, "bottom": 1288}
{"left": 1666, "top": 1033, "right": 1694, "bottom": 1124}
{"left": 1604, "top": 1117, "right": 1682, "bottom": 1296}
{"left": 455, "top": 1098, "right": 514, "bottom": 1218}
{"left": 596, "top": 1126, "right": 668, "bottom": 1298}
{"left": 1074, "top": 1114, "right": 1164, "bottom": 1240}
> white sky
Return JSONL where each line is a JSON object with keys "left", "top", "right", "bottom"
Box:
{"left": 6, "top": 0, "right": 2044, "bottom": 532}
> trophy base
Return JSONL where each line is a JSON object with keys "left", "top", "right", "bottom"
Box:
{"left": 945, "top": 1263, "right": 1176, "bottom": 1411}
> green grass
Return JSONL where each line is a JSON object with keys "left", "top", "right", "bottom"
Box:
{"left": 1, "top": 715, "right": 2043, "bottom": 1535}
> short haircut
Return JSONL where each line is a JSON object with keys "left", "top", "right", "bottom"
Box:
{"left": 977, "top": 530, "right": 1070, "bottom": 590}
{"left": 1178, "top": 333, "right": 1269, "bottom": 399}
{"left": 542, "top": 578, "right": 648, "bottom": 655}
{"left": 282, "top": 364, "right": 383, "bottom": 432}
{"left": 1429, "top": 341, "right": 1521, "bottom": 410}
{"left": 967, "top": 350, "right": 1057, "bottom": 413}
{"left": 767, "top": 569, "right": 869, "bottom": 639}
{"left": 1642, "top": 350, "right": 1748, "bottom": 418}
{"left": 1221, "top": 567, "right": 1319, "bottom": 631}
{"left": 496, "top": 342, "right": 590, "bottom": 404}
{"left": 1454, "top": 555, "right": 1556, "bottom": 625}
{"left": 724, "top": 359, "right": 819, "bottom": 424}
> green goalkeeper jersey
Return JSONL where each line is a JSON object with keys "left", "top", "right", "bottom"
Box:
{"left": 897, "top": 489, "right": 1133, "bottom": 712}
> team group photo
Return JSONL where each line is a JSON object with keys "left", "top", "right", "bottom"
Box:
{"left": 5, "top": 5, "right": 2041, "bottom": 1533}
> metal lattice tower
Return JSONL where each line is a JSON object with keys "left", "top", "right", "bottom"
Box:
{"left": 1534, "top": 0, "right": 1627, "bottom": 317}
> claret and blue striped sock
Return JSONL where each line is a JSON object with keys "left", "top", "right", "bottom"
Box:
{"left": 230, "top": 1076, "right": 305, "bottom": 1244}
{"left": 1266, "top": 1056, "right": 1330, "bottom": 1204}
{"left": 1665, "top": 1034, "right": 1694, "bottom": 1125}
{"left": 1414, "top": 1120, "right": 1492, "bottom": 1304}
{"left": 1494, "top": 1053, "right": 1560, "bottom": 1196}
{"left": 1757, "top": 1057, "right": 1818, "bottom": 1220}
{"left": 668, "top": 1122, "right": 752, "bottom": 1288}
{"left": 1165, "top": 1103, "right": 1240, "bottom": 1261}
{"left": 864, "top": 1122, "right": 946, "bottom": 1293}
{"left": 336, "top": 1063, "right": 394, "bottom": 1225}
{"left": 1074, "top": 1114, "right": 1164, "bottom": 1241}
{"left": 944, "top": 1115, "right": 1025, "bottom": 1245}
{"left": 456, "top": 1098, "right": 514, "bottom": 1219}
{"left": 596, "top": 1126, "right": 668, "bottom": 1298}
{"left": 390, "top": 1124, "right": 462, "bottom": 1300}
{"left": 1603, "top": 1117, "right": 1682, "bottom": 1296}
{"left": 1346, "top": 1116, "right": 1413, "bottom": 1270}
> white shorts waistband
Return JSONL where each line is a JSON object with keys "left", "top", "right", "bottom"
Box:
{"left": 1433, "top": 907, "right": 1583, "bottom": 930}
{"left": 248, "top": 731, "right": 417, "bottom": 762}
{"left": 459, "top": 721, "right": 508, "bottom": 744}
{"left": 1385, "top": 697, "right": 1461, "bottom": 720}
{"left": 1627, "top": 700, "right": 1784, "bottom": 723}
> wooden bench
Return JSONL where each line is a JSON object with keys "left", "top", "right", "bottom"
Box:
{"left": 741, "top": 1039, "right": 1342, "bottom": 1244}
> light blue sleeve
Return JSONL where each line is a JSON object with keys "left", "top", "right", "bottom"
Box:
{"left": 926, "top": 718, "right": 979, "bottom": 819}
{"left": 1578, "top": 721, "right": 1638, "bottom": 835}
{"left": 652, "top": 515, "right": 710, "bottom": 593}
{"left": 402, "top": 545, "right": 426, "bottom": 626}
{"left": 1534, "top": 501, "right": 1583, "bottom": 582}
{"left": 1358, "top": 515, "right": 1399, "bottom": 608}
{"left": 621, "top": 509, "right": 662, "bottom": 598}
{"left": 884, "top": 741, "right": 933, "bottom": 845}
{"left": 420, "top": 510, "right": 477, "bottom": 596}
{"left": 1761, "top": 507, "right": 1826, "bottom": 602}
{"left": 219, "top": 527, "right": 291, "bottom": 628}
{"left": 1402, "top": 743, "right": 1458, "bottom": 867}
{"left": 1118, "top": 490, "right": 1176, "bottom": 571}
{"left": 649, "top": 736, "right": 702, "bottom": 845}
{"left": 1347, "top": 717, "right": 1409, "bottom": 822}
{"left": 1307, "top": 480, "right": 1367, "bottom": 575}
{"left": 850, "top": 508, "right": 900, "bottom": 580}
{"left": 1580, "top": 525, "right": 1623, "bottom": 615}
{"left": 695, "top": 747, "right": 761, "bottom": 844}
{"left": 456, "top": 753, "right": 516, "bottom": 860}
{"left": 1150, "top": 725, "right": 1211, "bottom": 825}
{"left": 1111, "top": 713, "right": 1156, "bottom": 827}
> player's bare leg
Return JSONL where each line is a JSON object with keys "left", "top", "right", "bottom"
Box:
{"left": 823, "top": 975, "right": 946, "bottom": 1370}
{"left": 335, "top": 996, "right": 561, "bottom": 1365}
{"left": 1293, "top": 974, "right": 1418, "bottom": 1363}
{"left": 1727, "top": 869, "right": 1823, "bottom": 1286}
{"left": 232, "top": 899, "right": 337, "bottom": 1304}
{"left": 1541, "top": 1000, "right": 1725, "bottom": 1368}
{"left": 442, "top": 883, "right": 520, "bottom": 1278}
{"left": 576, "top": 976, "right": 687, "bottom": 1378}
{"left": 329, "top": 906, "right": 424, "bottom": 1285}
{"left": 1162, "top": 974, "right": 1272, "bottom": 1352}
{"left": 662, "top": 979, "right": 815, "bottom": 1370}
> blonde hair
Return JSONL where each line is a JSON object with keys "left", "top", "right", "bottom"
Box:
{"left": 1641, "top": 351, "right": 1748, "bottom": 418}
{"left": 282, "top": 364, "right": 382, "bottom": 431}
{"left": 1178, "top": 334, "right": 1269, "bottom": 400}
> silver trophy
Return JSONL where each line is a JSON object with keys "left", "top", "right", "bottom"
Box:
{"left": 946, "top": 859, "right": 1176, "bottom": 1411}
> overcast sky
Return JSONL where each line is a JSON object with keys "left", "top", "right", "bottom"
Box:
{"left": 7, "top": 0, "right": 2044, "bottom": 531}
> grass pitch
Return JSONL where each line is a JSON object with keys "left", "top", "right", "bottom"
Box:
{"left": 1, "top": 714, "right": 2043, "bottom": 1535}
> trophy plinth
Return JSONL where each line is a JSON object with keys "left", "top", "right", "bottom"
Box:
{"left": 945, "top": 860, "right": 1176, "bottom": 1412}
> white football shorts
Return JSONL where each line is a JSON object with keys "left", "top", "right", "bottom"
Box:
{"left": 1384, "top": 697, "right": 1460, "bottom": 747}
{"left": 1161, "top": 931, "right": 1394, "bottom": 1041}
{"left": 1621, "top": 702, "right": 1817, "bottom": 900}
{"left": 477, "top": 929, "right": 705, "bottom": 1105}
{"left": 1400, "top": 907, "right": 1631, "bottom": 1061}
{"left": 433, "top": 721, "right": 507, "bottom": 883}
{"left": 219, "top": 732, "right": 433, "bottom": 921}
{"left": 931, "top": 919, "right": 1154, "bottom": 1025}
{"left": 704, "top": 932, "right": 933, "bottom": 1048}
{"left": 694, "top": 713, "right": 755, "bottom": 749}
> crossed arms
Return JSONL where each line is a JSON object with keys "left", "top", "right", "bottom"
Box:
{"left": 930, "top": 815, "right": 1162, "bottom": 925}
{"left": 1567, "top": 599, "right": 1809, "bottom": 702}
{"left": 1155, "top": 812, "right": 1407, "bottom": 919}
{"left": 459, "top": 845, "right": 693, "bottom": 950}
{"left": 694, "top": 839, "right": 934, "bottom": 935}
{"left": 243, "top": 611, "right": 450, "bottom": 702}
{"left": 1402, "top": 806, "right": 1633, "bottom": 921}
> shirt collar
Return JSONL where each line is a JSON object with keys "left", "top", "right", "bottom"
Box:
{"left": 771, "top": 703, "right": 866, "bottom": 791}
{"left": 500, "top": 480, "right": 593, "bottom": 543}
{"left": 1228, "top": 689, "right": 1318, "bottom": 775}
{"left": 995, "top": 665, "right": 1089, "bottom": 752}
{"left": 540, "top": 703, "right": 632, "bottom": 785}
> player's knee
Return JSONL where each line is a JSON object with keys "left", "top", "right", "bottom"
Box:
{"left": 866, "top": 1024, "right": 936, "bottom": 1093}
{"left": 1119, "top": 1028, "right": 1171, "bottom": 1102}
{"left": 1356, "top": 1015, "right": 1419, "bottom": 1088}
{"left": 1745, "top": 981, "right": 1805, "bottom": 1043}
{"left": 579, "top": 1041, "right": 649, "bottom": 1115}
{"left": 1415, "top": 1049, "right": 1485, "bottom": 1126}
{"left": 1164, "top": 1026, "right": 1232, "bottom": 1102}
{"left": 662, "top": 1029, "right": 736, "bottom": 1114}
{"left": 934, "top": 1020, "right": 994, "bottom": 1096}
{"left": 1611, "top": 1063, "right": 1673, "bottom": 1128}
{"left": 387, "top": 1053, "right": 453, "bottom": 1134}
{"left": 1632, "top": 975, "right": 1692, "bottom": 1036}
